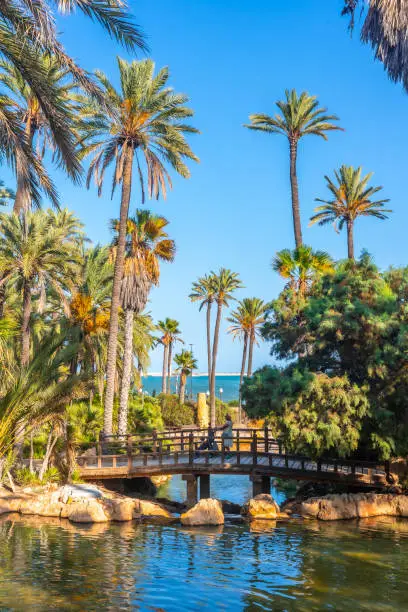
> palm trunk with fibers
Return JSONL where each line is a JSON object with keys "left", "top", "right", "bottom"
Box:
{"left": 240, "top": 333, "right": 248, "bottom": 388}
{"left": 38, "top": 427, "right": 58, "bottom": 481}
{"left": 289, "top": 137, "right": 303, "bottom": 247}
{"left": 118, "top": 308, "right": 134, "bottom": 437}
{"left": 206, "top": 301, "right": 212, "bottom": 389}
{"left": 103, "top": 146, "right": 134, "bottom": 435}
{"left": 167, "top": 342, "right": 173, "bottom": 394}
{"left": 14, "top": 119, "right": 34, "bottom": 215}
{"left": 161, "top": 344, "right": 168, "bottom": 393}
{"left": 179, "top": 372, "right": 186, "bottom": 405}
{"left": 347, "top": 219, "right": 355, "bottom": 260}
{"left": 210, "top": 301, "right": 222, "bottom": 427}
{"left": 21, "top": 280, "right": 31, "bottom": 367}
{"left": 247, "top": 331, "right": 254, "bottom": 377}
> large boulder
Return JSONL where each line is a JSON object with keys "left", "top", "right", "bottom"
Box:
{"left": 241, "top": 494, "right": 279, "bottom": 520}
{"left": 0, "top": 496, "right": 23, "bottom": 515}
{"left": 59, "top": 484, "right": 103, "bottom": 504}
{"left": 181, "top": 499, "right": 224, "bottom": 526}
{"left": 102, "top": 499, "right": 136, "bottom": 522}
{"left": 300, "top": 493, "right": 408, "bottom": 521}
{"left": 65, "top": 499, "right": 109, "bottom": 523}
{"left": 134, "top": 499, "right": 173, "bottom": 519}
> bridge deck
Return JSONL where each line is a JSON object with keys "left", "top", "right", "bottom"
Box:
{"left": 77, "top": 428, "right": 389, "bottom": 488}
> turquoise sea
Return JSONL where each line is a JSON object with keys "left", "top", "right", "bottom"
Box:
{"left": 141, "top": 374, "right": 241, "bottom": 402}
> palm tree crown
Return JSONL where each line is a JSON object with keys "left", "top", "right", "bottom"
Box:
{"left": 273, "top": 246, "right": 334, "bottom": 296}
{"left": 174, "top": 349, "right": 197, "bottom": 405}
{"left": 245, "top": 89, "right": 342, "bottom": 247}
{"left": 83, "top": 58, "right": 199, "bottom": 200}
{"left": 311, "top": 165, "right": 391, "bottom": 260}
{"left": 228, "top": 297, "right": 267, "bottom": 381}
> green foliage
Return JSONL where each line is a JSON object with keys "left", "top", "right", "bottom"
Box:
{"left": 245, "top": 255, "right": 408, "bottom": 460}
{"left": 67, "top": 400, "right": 103, "bottom": 445}
{"left": 128, "top": 395, "right": 164, "bottom": 433}
{"left": 42, "top": 467, "right": 61, "bottom": 484}
{"left": 14, "top": 467, "right": 40, "bottom": 486}
{"left": 159, "top": 394, "right": 195, "bottom": 428}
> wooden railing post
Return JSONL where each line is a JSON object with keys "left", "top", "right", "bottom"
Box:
{"left": 188, "top": 432, "right": 194, "bottom": 465}
{"left": 181, "top": 430, "right": 185, "bottom": 453}
{"left": 152, "top": 429, "right": 158, "bottom": 455}
{"left": 236, "top": 430, "right": 240, "bottom": 466}
{"left": 221, "top": 437, "right": 225, "bottom": 465}
{"left": 252, "top": 431, "right": 257, "bottom": 467}
{"left": 158, "top": 439, "right": 163, "bottom": 465}
{"left": 264, "top": 426, "right": 269, "bottom": 453}
{"left": 127, "top": 437, "right": 133, "bottom": 471}
{"left": 97, "top": 433, "right": 102, "bottom": 469}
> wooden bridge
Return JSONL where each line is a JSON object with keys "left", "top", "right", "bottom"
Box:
{"left": 76, "top": 428, "right": 390, "bottom": 504}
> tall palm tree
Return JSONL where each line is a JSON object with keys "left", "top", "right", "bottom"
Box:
{"left": 311, "top": 165, "right": 391, "bottom": 260}
{"left": 82, "top": 58, "right": 198, "bottom": 435}
{"left": 210, "top": 269, "right": 243, "bottom": 427}
{"left": 174, "top": 349, "right": 197, "bottom": 405}
{"left": 0, "top": 55, "right": 81, "bottom": 213}
{"left": 114, "top": 211, "right": 175, "bottom": 436}
{"left": 228, "top": 298, "right": 267, "bottom": 385}
{"left": 342, "top": 0, "right": 408, "bottom": 92}
{"left": 189, "top": 274, "right": 216, "bottom": 387}
{"left": 272, "top": 246, "right": 334, "bottom": 297}
{"left": 0, "top": 209, "right": 82, "bottom": 366}
{"left": 157, "top": 318, "right": 183, "bottom": 395}
{"left": 245, "top": 90, "right": 342, "bottom": 247}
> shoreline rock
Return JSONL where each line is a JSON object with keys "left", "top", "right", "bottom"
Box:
{"left": 301, "top": 493, "right": 408, "bottom": 521}
{"left": 181, "top": 499, "right": 224, "bottom": 526}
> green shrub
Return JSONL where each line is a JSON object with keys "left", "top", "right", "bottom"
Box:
{"left": 41, "top": 467, "right": 61, "bottom": 484}
{"left": 70, "top": 469, "right": 84, "bottom": 484}
{"left": 14, "top": 467, "right": 41, "bottom": 486}
{"left": 159, "top": 394, "right": 195, "bottom": 427}
{"left": 128, "top": 395, "right": 164, "bottom": 433}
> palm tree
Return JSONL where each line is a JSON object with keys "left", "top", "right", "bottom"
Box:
{"left": 0, "top": 55, "right": 81, "bottom": 213}
{"left": 174, "top": 350, "right": 197, "bottom": 405}
{"left": 0, "top": 209, "right": 82, "bottom": 366}
{"left": 210, "top": 269, "right": 243, "bottom": 427}
{"left": 115, "top": 211, "right": 175, "bottom": 436}
{"left": 157, "top": 318, "right": 183, "bottom": 395}
{"left": 245, "top": 90, "right": 342, "bottom": 247}
{"left": 190, "top": 274, "right": 216, "bottom": 387}
{"left": 342, "top": 0, "right": 408, "bottom": 92}
{"left": 272, "top": 246, "right": 334, "bottom": 297}
{"left": 82, "top": 58, "right": 198, "bottom": 435}
{"left": 311, "top": 165, "right": 391, "bottom": 260}
{"left": 228, "top": 298, "right": 267, "bottom": 385}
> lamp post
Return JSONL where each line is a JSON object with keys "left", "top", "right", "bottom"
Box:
{"left": 219, "top": 387, "right": 223, "bottom": 402}
{"left": 189, "top": 343, "right": 194, "bottom": 400}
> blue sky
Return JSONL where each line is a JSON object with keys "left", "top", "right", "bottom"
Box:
{"left": 4, "top": 0, "right": 407, "bottom": 373}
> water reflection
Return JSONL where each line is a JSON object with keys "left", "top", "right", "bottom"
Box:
{"left": 1, "top": 513, "right": 408, "bottom": 610}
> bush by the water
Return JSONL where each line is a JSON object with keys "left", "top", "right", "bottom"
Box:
{"left": 159, "top": 394, "right": 196, "bottom": 427}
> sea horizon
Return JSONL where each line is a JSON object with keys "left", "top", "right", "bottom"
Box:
{"left": 141, "top": 373, "right": 241, "bottom": 401}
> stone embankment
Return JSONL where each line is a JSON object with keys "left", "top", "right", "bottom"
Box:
{"left": 300, "top": 493, "right": 408, "bottom": 521}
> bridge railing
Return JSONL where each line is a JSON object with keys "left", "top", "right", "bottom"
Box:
{"left": 75, "top": 427, "right": 389, "bottom": 485}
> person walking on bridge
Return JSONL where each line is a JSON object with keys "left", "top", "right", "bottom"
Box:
{"left": 221, "top": 415, "right": 233, "bottom": 459}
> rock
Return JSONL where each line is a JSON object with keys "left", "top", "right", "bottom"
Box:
{"left": 102, "top": 499, "right": 136, "bottom": 522}
{"left": 221, "top": 500, "right": 241, "bottom": 515}
{"left": 135, "top": 499, "right": 173, "bottom": 519}
{"left": 0, "top": 496, "right": 23, "bottom": 515}
{"left": 59, "top": 484, "right": 103, "bottom": 504}
{"left": 181, "top": 498, "right": 224, "bottom": 526}
{"left": 66, "top": 499, "right": 109, "bottom": 523}
{"left": 20, "top": 497, "right": 64, "bottom": 518}
{"left": 241, "top": 494, "right": 280, "bottom": 520}
{"left": 299, "top": 493, "right": 408, "bottom": 521}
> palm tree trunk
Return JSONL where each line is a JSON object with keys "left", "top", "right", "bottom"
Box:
{"left": 179, "top": 372, "right": 186, "bottom": 405}
{"left": 38, "top": 427, "right": 58, "bottom": 481}
{"left": 240, "top": 333, "right": 248, "bottom": 388}
{"left": 210, "top": 301, "right": 222, "bottom": 427}
{"left": 103, "top": 146, "right": 134, "bottom": 435}
{"left": 206, "top": 301, "right": 212, "bottom": 389}
{"left": 118, "top": 308, "right": 134, "bottom": 437}
{"left": 247, "top": 332, "right": 254, "bottom": 377}
{"left": 289, "top": 137, "right": 303, "bottom": 247}
{"left": 161, "top": 344, "right": 168, "bottom": 393}
{"left": 0, "top": 282, "right": 5, "bottom": 318}
{"left": 167, "top": 341, "right": 173, "bottom": 394}
{"left": 347, "top": 220, "right": 354, "bottom": 260}
{"left": 21, "top": 280, "right": 31, "bottom": 367}
{"left": 14, "top": 120, "right": 34, "bottom": 215}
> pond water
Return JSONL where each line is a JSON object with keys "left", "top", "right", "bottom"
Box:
{"left": 1, "top": 478, "right": 408, "bottom": 611}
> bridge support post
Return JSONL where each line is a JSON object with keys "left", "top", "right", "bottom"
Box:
{"left": 251, "top": 474, "right": 270, "bottom": 497}
{"left": 199, "top": 474, "right": 210, "bottom": 499}
{"left": 182, "top": 474, "right": 198, "bottom": 507}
